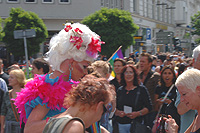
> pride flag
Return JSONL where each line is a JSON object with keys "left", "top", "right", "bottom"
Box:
{"left": 108, "top": 47, "right": 124, "bottom": 77}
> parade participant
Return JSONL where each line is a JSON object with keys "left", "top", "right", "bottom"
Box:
{"left": 115, "top": 65, "right": 152, "bottom": 133}
{"left": 175, "top": 45, "right": 200, "bottom": 133}
{"left": 1, "top": 69, "right": 26, "bottom": 133}
{"left": 14, "top": 23, "right": 105, "bottom": 133}
{"left": 162, "top": 69, "right": 200, "bottom": 133}
{"left": 139, "top": 53, "right": 160, "bottom": 128}
{"left": 155, "top": 65, "right": 177, "bottom": 115}
{"left": 43, "top": 75, "right": 114, "bottom": 133}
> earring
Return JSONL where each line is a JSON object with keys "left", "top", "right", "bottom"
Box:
{"left": 68, "top": 64, "right": 73, "bottom": 83}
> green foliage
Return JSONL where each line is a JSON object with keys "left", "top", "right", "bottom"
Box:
{"left": 81, "top": 8, "right": 139, "bottom": 57}
{"left": 191, "top": 11, "right": 200, "bottom": 36}
{"left": 0, "top": 17, "right": 3, "bottom": 41}
{"left": 2, "top": 8, "right": 48, "bottom": 57}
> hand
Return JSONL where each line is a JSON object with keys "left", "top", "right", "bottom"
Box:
{"left": 126, "top": 112, "right": 139, "bottom": 119}
{"left": 165, "top": 116, "right": 178, "bottom": 133}
{"left": 157, "top": 98, "right": 164, "bottom": 105}
{"left": 164, "top": 98, "right": 172, "bottom": 104}
{"left": 116, "top": 110, "right": 126, "bottom": 117}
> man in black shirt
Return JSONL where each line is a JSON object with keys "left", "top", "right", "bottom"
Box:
{"left": 110, "top": 58, "right": 126, "bottom": 91}
{"left": 110, "top": 58, "right": 126, "bottom": 133}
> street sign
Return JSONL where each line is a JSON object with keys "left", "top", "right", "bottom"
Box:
{"left": 146, "top": 28, "right": 151, "bottom": 40}
{"left": 14, "top": 29, "right": 36, "bottom": 39}
{"left": 13, "top": 29, "right": 36, "bottom": 78}
{"left": 156, "top": 31, "right": 174, "bottom": 44}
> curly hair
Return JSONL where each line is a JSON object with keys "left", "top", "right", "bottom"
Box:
{"left": 120, "top": 65, "right": 140, "bottom": 87}
{"left": 64, "top": 75, "right": 114, "bottom": 108}
{"left": 45, "top": 23, "right": 103, "bottom": 72}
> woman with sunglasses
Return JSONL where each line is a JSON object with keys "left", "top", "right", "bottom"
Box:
{"left": 14, "top": 23, "right": 105, "bottom": 133}
{"left": 115, "top": 65, "right": 152, "bottom": 133}
{"left": 43, "top": 74, "right": 114, "bottom": 133}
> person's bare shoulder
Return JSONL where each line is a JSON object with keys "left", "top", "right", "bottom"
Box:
{"left": 62, "top": 119, "right": 84, "bottom": 133}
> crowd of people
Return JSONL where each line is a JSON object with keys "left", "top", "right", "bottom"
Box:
{"left": 0, "top": 22, "right": 199, "bottom": 133}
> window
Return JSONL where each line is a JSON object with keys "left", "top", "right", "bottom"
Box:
{"left": 42, "top": 0, "right": 53, "bottom": 3}
{"left": 152, "top": 0, "right": 155, "bottom": 19}
{"left": 7, "top": 0, "right": 19, "bottom": 3}
{"left": 101, "top": 0, "right": 104, "bottom": 7}
{"left": 25, "top": 0, "right": 36, "bottom": 3}
{"left": 59, "top": 0, "right": 70, "bottom": 4}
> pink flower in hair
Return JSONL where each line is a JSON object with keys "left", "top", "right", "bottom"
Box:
{"left": 87, "top": 36, "right": 105, "bottom": 54}
{"left": 74, "top": 28, "right": 83, "bottom": 35}
{"left": 64, "top": 25, "right": 72, "bottom": 32}
{"left": 70, "top": 36, "right": 83, "bottom": 50}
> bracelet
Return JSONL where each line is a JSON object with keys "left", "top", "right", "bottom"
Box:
{"left": 139, "top": 110, "right": 142, "bottom": 116}
{"left": 46, "top": 117, "right": 50, "bottom": 123}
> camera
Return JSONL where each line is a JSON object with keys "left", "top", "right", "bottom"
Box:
{"left": 156, "top": 114, "right": 168, "bottom": 133}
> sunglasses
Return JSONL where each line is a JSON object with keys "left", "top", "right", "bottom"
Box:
{"left": 102, "top": 104, "right": 108, "bottom": 115}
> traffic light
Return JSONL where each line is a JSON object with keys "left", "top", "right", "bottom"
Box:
{"left": 173, "top": 37, "right": 180, "bottom": 50}
{"left": 191, "top": 43, "right": 197, "bottom": 50}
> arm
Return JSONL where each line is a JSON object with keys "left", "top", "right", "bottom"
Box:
{"left": 100, "top": 125, "right": 110, "bottom": 133}
{"left": 1, "top": 115, "right": 5, "bottom": 133}
{"left": 126, "top": 107, "right": 149, "bottom": 119}
{"left": 154, "top": 94, "right": 160, "bottom": 111}
{"left": 24, "top": 104, "right": 50, "bottom": 133}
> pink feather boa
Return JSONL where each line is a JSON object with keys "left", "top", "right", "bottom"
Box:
{"left": 14, "top": 74, "right": 78, "bottom": 123}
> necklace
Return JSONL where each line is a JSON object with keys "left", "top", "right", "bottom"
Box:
{"left": 126, "top": 86, "right": 136, "bottom": 94}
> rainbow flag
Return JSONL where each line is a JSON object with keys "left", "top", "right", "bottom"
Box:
{"left": 109, "top": 48, "right": 124, "bottom": 77}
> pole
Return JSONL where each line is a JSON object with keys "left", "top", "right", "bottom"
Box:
{"left": 107, "top": 45, "right": 122, "bottom": 62}
{"left": 23, "top": 30, "right": 29, "bottom": 78}
{"left": 170, "top": 34, "right": 173, "bottom": 53}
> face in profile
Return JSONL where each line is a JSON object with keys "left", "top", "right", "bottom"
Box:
{"left": 8, "top": 74, "right": 18, "bottom": 87}
{"left": 71, "top": 60, "right": 91, "bottom": 81}
{"left": 31, "top": 65, "right": 43, "bottom": 75}
{"left": 178, "top": 85, "right": 200, "bottom": 110}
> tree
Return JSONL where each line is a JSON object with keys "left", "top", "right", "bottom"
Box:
{"left": 191, "top": 11, "right": 200, "bottom": 36}
{"left": 81, "top": 8, "right": 138, "bottom": 57}
{"left": 0, "top": 17, "right": 3, "bottom": 41}
{"left": 2, "top": 8, "right": 48, "bottom": 58}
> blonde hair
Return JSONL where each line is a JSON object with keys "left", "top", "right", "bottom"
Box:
{"left": 175, "top": 68, "right": 200, "bottom": 92}
{"left": 9, "top": 69, "right": 26, "bottom": 88}
{"left": 91, "top": 60, "right": 109, "bottom": 77}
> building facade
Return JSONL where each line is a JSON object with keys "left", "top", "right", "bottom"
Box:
{"left": 0, "top": 0, "right": 200, "bottom": 58}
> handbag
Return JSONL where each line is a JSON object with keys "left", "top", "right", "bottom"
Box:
{"left": 130, "top": 120, "right": 151, "bottom": 133}
{"left": 130, "top": 86, "right": 152, "bottom": 133}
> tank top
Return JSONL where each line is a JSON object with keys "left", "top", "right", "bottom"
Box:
{"left": 43, "top": 116, "right": 85, "bottom": 133}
